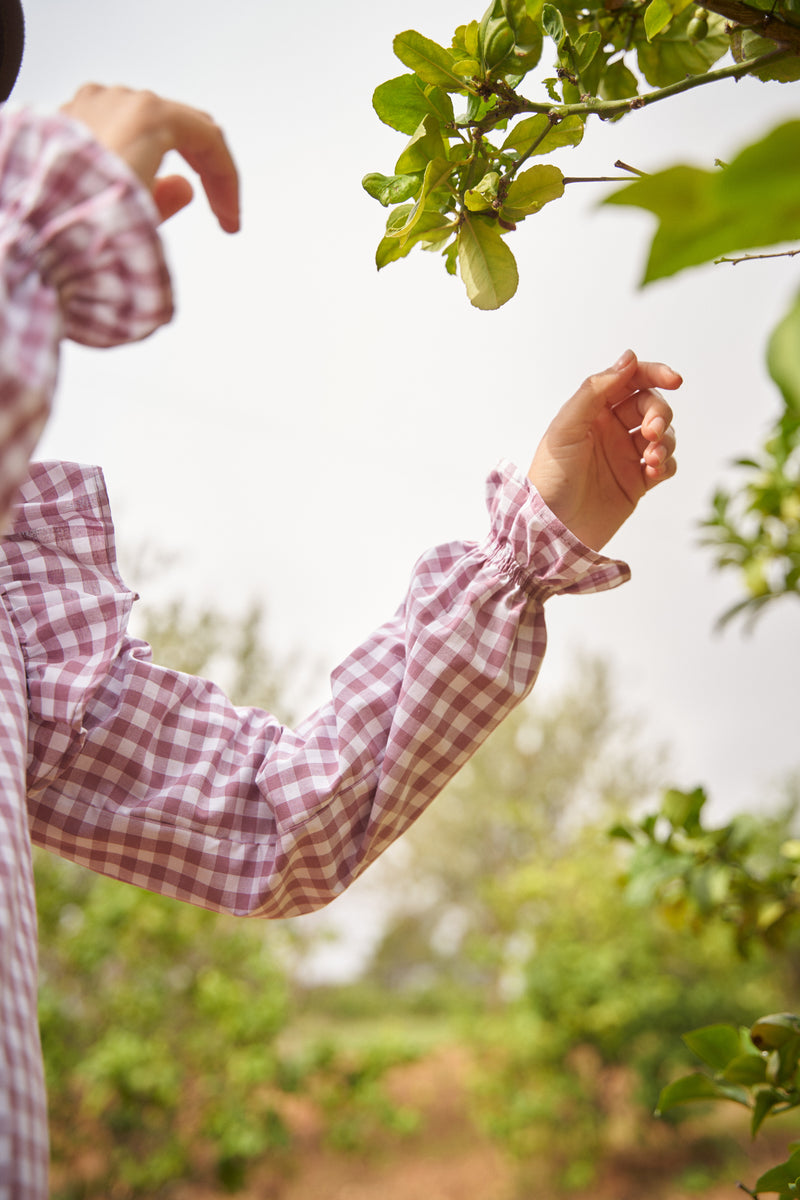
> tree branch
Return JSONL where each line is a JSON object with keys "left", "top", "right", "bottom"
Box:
{"left": 701, "top": 0, "right": 800, "bottom": 53}
{"left": 461, "top": 47, "right": 791, "bottom": 132}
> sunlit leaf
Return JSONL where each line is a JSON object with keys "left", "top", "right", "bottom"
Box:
{"left": 502, "top": 113, "right": 584, "bottom": 157}
{"left": 362, "top": 172, "right": 421, "bottom": 208}
{"left": 372, "top": 74, "right": 455, "bottom": 136}
{"left": 395, "top": 113, "right": 449, "bottom": 174}
{"left": 502, "top": 164, "right": 564, "bottom": 219}
{"left": 387, "top": 158, "right": 455, "bottom": 237}
{"left": 393, "top": 29, "right": 468, "bottom": 91}
{"left": 457, "top": 214, "right": 519, "bottom": 309}
{"left": 643, "top": 0, "right": 694, "bottom": 41}
{"left": 636, "top": 9, "right": 728, "bottom": 86}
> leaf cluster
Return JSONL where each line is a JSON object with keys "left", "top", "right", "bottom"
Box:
{"left": 699, "top": 291, "right": 800, "bottom": 626}
{"left": 364, "top": 0, "right": 798, "bottom": 307}
{"left": 612, "top": 786, "right": 800, "bottom": 957}
{"left": 658, "top": 1015, "right": 800, "bottom": 1196}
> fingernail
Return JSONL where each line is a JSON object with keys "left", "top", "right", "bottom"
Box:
{"left": 613, "top": 349, "right": 635, "bottom": 371}
{"left": 650, "top": 417, "right": 666, "bottom": 439}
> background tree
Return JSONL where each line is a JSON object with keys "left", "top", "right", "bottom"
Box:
{"left": 361, "top": 657, "right": 790, "bottom": 1190}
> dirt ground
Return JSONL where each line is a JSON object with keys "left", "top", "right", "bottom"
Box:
{"left": 168, "top": 1046, "right": 791, "bottom": 1200}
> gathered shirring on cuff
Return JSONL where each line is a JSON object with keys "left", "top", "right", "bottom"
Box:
{"left": 0, "top": 108, "right": 173, "bottom": 347}
{"left": 484, "top": 459, "right": 631, "bottom": 601}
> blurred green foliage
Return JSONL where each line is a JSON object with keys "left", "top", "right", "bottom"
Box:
{"left": 38, "top": 600, "right": 422, "bottom": 1197}
{"left": 362, "top": 659, "right": 789, "bottom": 1188}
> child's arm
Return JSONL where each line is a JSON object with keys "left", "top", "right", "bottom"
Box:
{"left": 0, "top": 85, "right": 239, "bottom": 532}
{"left": 17, "top": 361, "right": 679, "bottom": 919}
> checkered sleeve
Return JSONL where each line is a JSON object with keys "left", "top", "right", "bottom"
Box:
{"left": 0, "top": 108, "right": 172, "bottom": 531}
{"left": 15, "top": 460, "right": 629, "bottom": 919}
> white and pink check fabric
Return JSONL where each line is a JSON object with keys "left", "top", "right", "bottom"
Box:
{"left": 0, "top": 108, "right": 630, "bottom": 1196}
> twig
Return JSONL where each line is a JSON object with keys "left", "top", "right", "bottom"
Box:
{"left": 614, "top": 159, "right": 648, "bottom": 176}
{"left": 454, "top": 48, "right": 791, "bottom": 129}
{"left": 716, "top": 248, "right": 800, "bottom": 265}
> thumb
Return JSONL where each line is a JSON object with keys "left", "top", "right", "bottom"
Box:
{"left": 151, "top": 174, "right": 195, "bottom": 224}
{"left": 559, "top": 350, "right": 640, "bottom": 430}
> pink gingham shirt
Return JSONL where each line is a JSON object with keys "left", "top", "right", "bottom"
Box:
{"left": 0, "top": 109, "right": 629, "bottom": 1196}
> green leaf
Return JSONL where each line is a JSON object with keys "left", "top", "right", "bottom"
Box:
{"left": 502, "top": 114, "right": 584, "bottom": 157}
{"left": 362, "top": 172, "right": 421, "bottom": 208}
{"left": 502, "top": 164, "right": 564, "bottom": 219}
{"left": 598, "top": 58, "right": 639, "bottom": 100}
{"left": 481, "top": 16, "right": 516, "bottom": 70}
{"left": 756, "top": 1152, "right": 800, "bottom": 1194}
{"left": 604, "top": 121, "right": 800, "bottom": 283}
{"left": 376, "top": 211, "right": 456, "bottom": 269}
{"left": 731, "top": 29, "right": 800, "bottom": 81}
{"left": 752, "top": 1086, "right": 789, "bottom": 1136}
{"left": 643, "top": 0, "right": 694, "bottom": 41}
{"left": 542, "top": 3, "right": 566, "bottom": 45}
{"left": 661, "top": 786, "right": 706, "bottom": 832}
{"left": 457, "top": 214, "right": 519, "bottom": 309}
{"left": 723, "top": 1053, "right": 768, "bottom": 1086}
{"left": 388, "top": 158, "right": 456, "bottom": 237}
{"left": 501, "top": 0, "right": 528, "bottom": 32}
{"left": 465, "top": 170, "right": 501, "bottom": 212}
{"left": 395, "top": 114, "right": 448, "bottom": 175}
{"left": 393, "top": 30, "right": 468, "bottom": 92}
{"left": 683, "top": 1024, "right": 743, "bottom": 1071}
{"left": 767, "top": 290, "right": 800, "bottom": 415}
{"left": 636, "top": 8, "right": 728, "bottom": 87}
{"left": 656, "top": 1072, "right": 749, "bottom": 1113}
{"left": 574, "top": 30, "right": 602, "bottom": 70}
{"left": 372, "top": 74, "right": 455, "bottom": 136}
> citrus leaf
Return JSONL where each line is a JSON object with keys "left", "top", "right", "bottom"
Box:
{"left": 656, "top": 1072, "right": 749, "bottom": 1114}
{"left": 372, "top": 74, "right": 455, "bottom": 136}
{"left": 767, "top": 290, "right": 800, "bottom": 414}
{"left": 457, "top": 214, "right": 519, "bottom": 309}
{"left": 362, "top": 172, "right": 421, "bottom": 208}
{"left": 683, "top": 1024, "right": 743, "bottom": 1071}
{"left": 393, "top": 30, "right": 467, "bottom": 91}
{"left": 636, "top": 9, "right": 728, "bottom": 86}
{"left": 502, "top": 114, "right": 584, "bottom": 157}
{"left": 504, "top": 164, "right": 564, "bottom": 216}
{"left": 757, "top": 1151, "right": 800, "bottom": 1193}
{"left": 643, "top": 0, "right": 694, "bottom": 41}
{"left": 604, "top": 121, "right": 800, "bottom": 283}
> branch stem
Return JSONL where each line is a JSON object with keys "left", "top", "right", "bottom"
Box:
{"left": 460, "top": 48, "right": 790, "bottom": 132}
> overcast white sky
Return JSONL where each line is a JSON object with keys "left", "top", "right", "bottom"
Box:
{"left": 15, "top": 0, "right": 800, "bottom": 850}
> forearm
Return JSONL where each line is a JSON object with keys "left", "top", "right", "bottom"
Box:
{"left": 16, "top": 460, "right": 629, "bottom": 917}
{"left": 0, "top": 108, "right": 172, "bottom": 528}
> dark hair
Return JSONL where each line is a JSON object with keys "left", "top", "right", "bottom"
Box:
{"left": 0, "top": 0, "right": 24, "bottom": 102}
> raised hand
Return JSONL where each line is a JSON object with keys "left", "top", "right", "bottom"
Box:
{"left": 60, "top": 84, "right": 240, "bottom": 232}
{"left": 528, "top": 349, "right": 681, "bottom": 551}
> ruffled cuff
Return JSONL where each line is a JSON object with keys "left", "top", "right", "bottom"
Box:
{"left": 483, "top": 459, "right": 631, "bottom": 600}
{"left": 0, "top": 108, "right": 173, "bottom": 347}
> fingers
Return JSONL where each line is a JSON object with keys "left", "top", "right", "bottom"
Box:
{"left": 614, "top": 386, "right": 677, "bottom": 487}
{"left": 562, "top": 350, "right": 682, "bottom": 430}
{"left": 61, "top": 84, "right": 240, "bottom": 233}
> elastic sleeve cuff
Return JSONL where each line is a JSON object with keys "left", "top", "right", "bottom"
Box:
{"left": 0, "top": 108, "right": 173, "bottom": 347}
{"left": 483, "top": 459, "right": 631, "bottom": 600}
